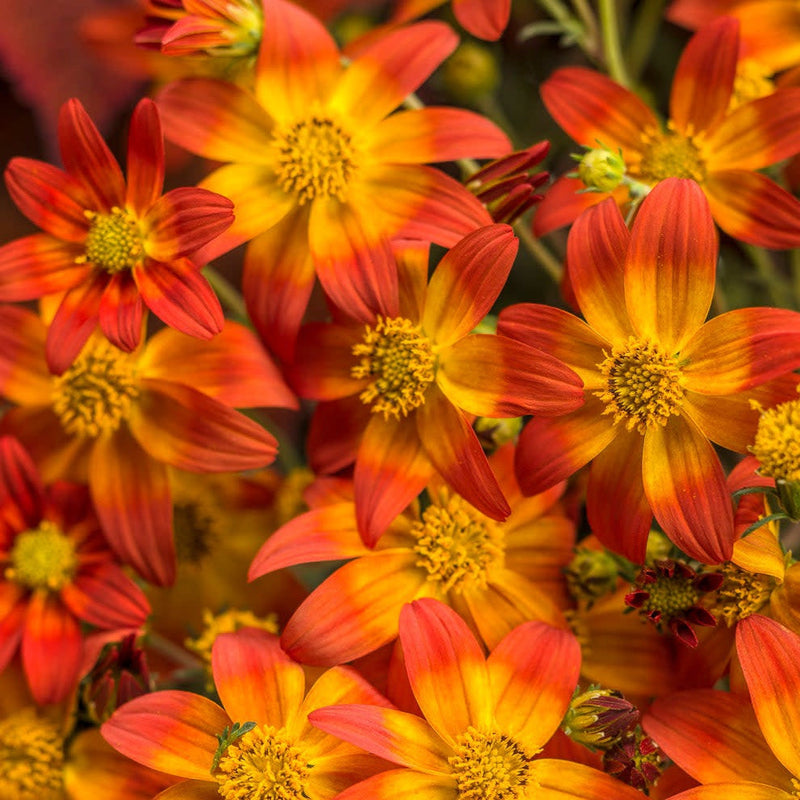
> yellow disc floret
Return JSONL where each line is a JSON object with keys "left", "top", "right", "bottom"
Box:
{"left": 52, "top": 341, "right": 139, "bottom": 438}
{"left": 449, "top": 727, "right": 532, "bottom": 800}
{"left": 595, "top": 337, "right": 684, "bottom": 434}
{"left": 729, "top": 58, "right": 774, "bottom": 111}
{"left": 412, "top": 489, "right": 503, "bottom": 592}
{"left": 7, "top": 520, "right": 77, "bottom": 592}
{"left": 0, "top": 707, "right": 65, "bottom": 800}
{"left": 82, "top": 207, "right": 144, "bottom": 273}
{"left": 273, "top": 111, "right": 357, "bottom": 204}
{"left": 352, "top": 316, "right": 436, "bottom": 420}
{"left": 712, "top": 562, "right": 775, "bottom": 625}
{"left": 214, "top": 724, "right": 310, "bottom": 800}
{"left": 750, "top": 398, "right": 800, "bottom": 482}
{"left": 636, "top": 128, "right": 707, "bottom": 184}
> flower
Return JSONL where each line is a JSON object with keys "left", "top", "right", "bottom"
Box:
{"left": 0, "top": 436, "right": 149, "bottom": 704}
{"left": 289, "top": 224, "right": 584, "bottom": 542}
{"left": 101, "top": 628, "right": 390, "bottom": 800}
{"left": 155, "top": 0, "right": 511, "bottom": 359}
{"left": 0, "top": 305, "right": 296, "bottom": 586}
{"left": 309, "top": 597, "right": 648, "bottom": 800}
{"left": 498, "top": 178, "right": 800, "bottom": 565}
{"left": 389, "top": 0, "right": 511, "bottom": 40}
{"left": 0, "top": 98, "right": 234, "bottom": 374}
{"left": 534, "top": 17, "right": 800, "bottom": 248}
{"left": 248, "top": 444, "right": 575, "bottom": 665}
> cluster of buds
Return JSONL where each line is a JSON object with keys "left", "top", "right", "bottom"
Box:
{"left": 603, "top": 728, "right": 664, "bottom": 793}
{"left": 466, "top": 143, "right": 550, "bottom": 224}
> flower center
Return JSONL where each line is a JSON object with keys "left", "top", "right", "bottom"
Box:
{"left": 7, "top": 520, "right": 77, "bottom": 592}
{"left": 411, "top": 490, "right": 504, "bottom": 592}
{"left": 82, "top": 207, "right": 144, "bottom": 273}
{"left": 750, "top": 398, "right": 800, "bottom": 481}
{"left": 711, "top": 562, "right": 775, "bottom": 625}
{"left": 214, "top": 724, "right": 310, "bottom": 800}
{"left": 0, "top": 708, "right": 65, "bottom": 800}
{"left": 449, "top": 727, "right": 532, "bottom": 800}
{"left": 351, "top": 316, "right": 436, "bottom": 420}
{"left": 595, "top": 337, "right": 684, "bottom": 434}
{"left": 273, "top": 112, "right": 357, "bottom": 204}
{"left": 729, "top": 58, "right": 774, "bottom": 111}
{"left": 635, "top": 129, "right": 707, "bottom": 184}
{"left": 51, "top": 341, "right": 139, "bottom": 438}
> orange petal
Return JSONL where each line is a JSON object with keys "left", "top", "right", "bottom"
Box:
{"left": 152, "top": 782, "right": 219, "bottom": 800}
{"left": 667, "top": 786, "right": 794, "bottom": 800}
{"left": 101, "top": 690, "right": 229, "bottom": 779}
{"left": 62, "top": 563, "right": 150, "bottom": 629}
{"left": 669, "top": 17, "right": 738, "bottom": 135}
{"left": 624, "top": 178, "right": 717, "bottom": 352}
{"left": 281, "top": 551, "right": 428, "bottom": 665}
{"left": 704, "top": 169, "right": 800, "bottom": 249}
{"left": 642, "top": 415, "right": 734, "bottom": 564}
{"left": 327, "top": 768, "right": 454, "bottom": 800}
{"left": 130, "top": 378, "right": 277, "bottom": 473}
{"left": 488, "top": 621, "right": 580, "bottom": 750}
{"left": 732, "top": 525, "right": 786, "bottom": 581}
{"left": 212, "top": 628, "right": 304, "bottom": 729}
{"left": 530, "top": 759, "right": 663, "bottom": 799}
{"left": 737, "top": 615, "right": 800, "bottom": 779}
{"left": 423, "top": 223, "right": 517, "bottom": 347}
{"left": 307, "top": 397, "right": 369, "bottom": 474}
{"left": 532, "top": 175, "right": 610, "bottom": 237}
{"left": 125, "top": 98, "right": 165, "bottom": 217}
{"left": 540, "top": 68, "right": 656, "bottom": 154}
{"left": 645, "top": 688, "right": 794, "bottom": 788}
{"left": 399, "top": 598, "right": 492, "bottom": 745}
{"left": 452, "top": 0, "right": 510, "bottom": 39}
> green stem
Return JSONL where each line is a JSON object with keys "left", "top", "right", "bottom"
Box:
{"left": 745, "top": 243, "right": 789, "bottom": 308}
{"left": 790, "top": 248, "right": 800, "bottom": 310}
{"left": 626, "top": 0, "right": 668, "bottom": 82}
{"left": 514, "top": 221, "right": 564, "bottom": 284}
{"left": 598, "top": 0, "right": 631, "bottom": 86}
{"left": 570, "top": 0, "right": 600, "bottom": 58}
{"left": 203, "top": 265, "right": 250, "bottom": 324}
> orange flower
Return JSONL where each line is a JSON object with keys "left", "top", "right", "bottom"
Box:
{"left": 0, "top": 305, "right": 296, "bottom": 586}
{"left": 499, "top": 178, "right": 800, "bottom": 565}
{"left": 0, "top": 98, "right": 234, "bottom": 374}
{"left": 0, "top": 437, "right": 149, "bottom": 705}
{"left": 289, "top": 225, "right": 584, "bottom": 543}
{"left": 155, "top": 0, "right": 511, "bottom": 359}
{"left": 249, "top": 444, "right": 574, "bottom": 665}
{"left": 309, "top": 598, "right": 646, "bottom": 800}
{"left": 535, "top": 17, "right": 800, "bottom": 248}
{"left": 101, "top": 628, "right": 390, "bottom": 800}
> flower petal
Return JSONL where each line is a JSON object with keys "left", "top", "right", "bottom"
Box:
{"left": 399, "top": 598, "right": 492, "bottom": 745}
{"left": 328, "top": 769, "right": 454, "bottom": 800}
{"left": 453, "top": 0, "right": 510, "bottom": 39}
{"left": 529, "top": 759, "right": 650, "bottom": 800}
{"left": 101, "top": 690, "right": 229, "bottom": 779}
{"left": 423, "top": 223, "right": 517, "bottom": 347}
{"left": 624, "top": 178, "right": 717, "bottom": 352}
{"left": 532, "top": 175, "right": 610, "bottom": 237}
{"left": 488, "top": 621, "right": 580, "bottom": 750}
{"left": 0, "top": 234, "right": 87, "bottom": 301}
{"left": 62, "top": 563, "right": 150, "bottom": 629}
{"left": 130, "top": 378, "right": 277, "bottom": 473}
{"left": 212, "top": 628, "right": 305, "bottom": 729}
{"left": 98, "top": 270, "right": 144, "bottom": 352}
{"left": 0, "top": 434, "right": 45, "bottom": 528}
{"left": 125, "top": 98, "right": 165, "bottom": 217}
{"left": 642, "top": 414, "right": 734, "bottom": 564}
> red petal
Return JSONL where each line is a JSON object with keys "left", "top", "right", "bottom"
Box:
{"left": 453, "top": 0, "right": 510, "bottom": 40}
{"left": 532, "top": 175, "right": 609, "bottom": 237}
{"left": 0, "top": 434, "right": 45, "bottom": 528}
{"left": 125, "top": 98, "right": 165, "bottom": 217}
{"left": 62, "top": 563, "right": 150, "bottom": 629}
{"left": 98, "top": 270, "right": 144, "bottom": 352}
{"left": 0, "top": 234, "right": 88, "bottom": 301}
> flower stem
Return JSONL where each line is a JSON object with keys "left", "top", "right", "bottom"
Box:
{"left": 598, "top": 0, "right": 631, "bottom": 87}
{"left": 515, "top": 221, "right": 564, "bottom": 284}
{"left": 204, "top": 265, "right": 250, "bottom": 324}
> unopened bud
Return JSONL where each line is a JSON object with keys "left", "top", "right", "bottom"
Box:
{"left": 474, "top": 416, "right": 522, "bottom": 452}
{"left": 442, "top": 42, "right": 500, "bottom": 103}
{"left": 573, "top": 145, "right": 626, "bottom": 193}
{"left": 565, "top": 547, "right": 619, "bottom": 605}
{"left": 563, "top": 688, "right": 639, "bottom": 749}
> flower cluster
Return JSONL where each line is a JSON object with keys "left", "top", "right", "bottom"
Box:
{"left": 2, "top": 1, "right": 800, "bottom": 799}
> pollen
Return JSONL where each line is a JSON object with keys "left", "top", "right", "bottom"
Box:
{"left": 273, "top": 111, "right": 357, "bottom": 204}
{"left": 729, "top": 58, "right": 774, "bottom": 111}
{"left": 81, "top": 207, "right": 144, "bottom": 273}
{"left": 712, "top": 562, "right": 775, "bottom": 625}
{"left": 51, "top": 341, "right": 139, "bottom": 438}
{"left": 595, "top": 337, "right": 684, "bottom": 434}
{"left": 411, "top": 489, "right": 504, "bottom": 593}
{"left": 6, "top": 520, "right": 78, "bottom": 592}
{"left": 750, "top": 398, "right": 800, "bottom": 482}
{"left": 636, "top": 128, "right": 707, "bottom": 184}
{"left": 352, "top": 316, "right": 436, "bottom": 420}
{"left": 214, "top": 724, "right": 310, "bottom": 800}
{"left": 449, "top": 727, "right": 533, "bottom": 800}
{"left": 0, "top": 707, "right": 65, "bottom": 800}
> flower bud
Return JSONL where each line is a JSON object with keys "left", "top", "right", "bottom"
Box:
{"left": 574, "top": 145, "right": 626, "bottom": 192}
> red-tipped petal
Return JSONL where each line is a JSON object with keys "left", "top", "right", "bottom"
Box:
{"left": 130, "top": 378, "right": 277, "bottom": 473}
{"left": 126, "top": 98, "right": 165, "bottom": 217}
{"left": 307, "top": 397, "right": 369, "bottom": 475}
{"left": 212, "top": 628, "right": 304, "bottom": 728}
{"left": 22, "top": 592, "right": 82, "bottom": 704}
{"left": 58, "top": 98, "right": 125, "bottom": 211}
{"left": 453, "top": 0, "right": 510, "bottom": 40}
{"left": 101, "top": 691, "right": 229, "bottom": 779}
{"left": 669, "top": 17, "right": 738, "bottom": 135}
{"left": 0, "top": 234, "right": 88, "bottom": 301}
{"left": 642, "top": 415, "right": 734, "bottom": 564}
{"left": 399, "top": 598, "right": 492, "bottom": 745}
{"left": 88, "top": 429, "right": 175, "bottom": 586}
{"left": 62, "top": 563, "right": 150, "bottom": 629}
{"left": 529, "top": 759, "right": 648, "bottom": 800}
{"left": 488, "top": 621, "right": 581, "bottom": 750}
{"left": 417, "top": 388, "right": 509, "bottom": 522}
{"left": 329, "top": 768, "right": 454, "bottom": 800}
{"left": 98, "top": 270, "right": 144, "bottom": 352}
{"left": 0, "top": 435, "right": 45, "bottom": 527}
{"left": 624, "top": 178, "right": 717, "bottom": 352}
{"left": 423, "top": 223, "right": 517, "bottom": 347}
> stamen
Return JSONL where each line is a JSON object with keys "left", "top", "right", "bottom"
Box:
{"left": 6, "top": 520, "right": 77, "bottom": 592}
{"left": 750, "top": 398, "right": 800, "bottom": 482}
{"left": 711, "top": 562, "right": 775, "bottom": 625}
{"left": 81, "top": 207, "right": 144, "bottom": 273}
{"left": 635, "top": 128, "right": 707, "bottom": 184}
